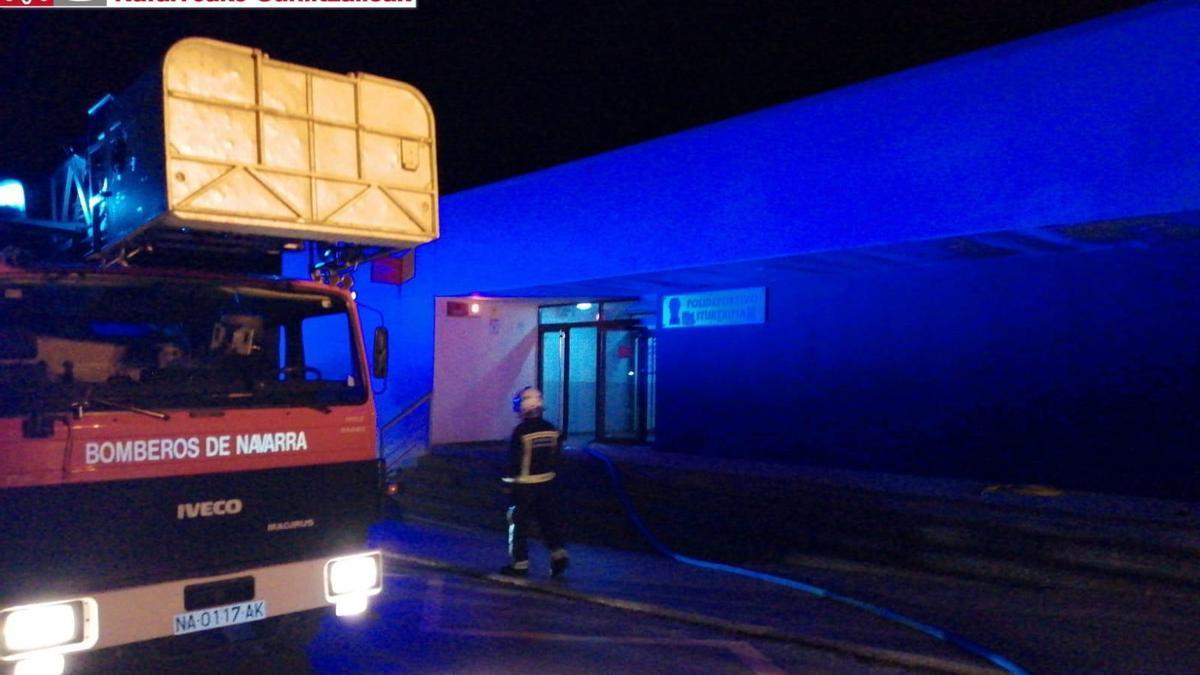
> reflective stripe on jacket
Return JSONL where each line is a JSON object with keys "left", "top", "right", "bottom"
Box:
{"left": 504, "top": 421, "right": 560, "bottom": 484}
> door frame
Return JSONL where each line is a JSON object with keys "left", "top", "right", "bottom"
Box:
{"left": 537, "top": 319, "right": 646, "bottom": 443}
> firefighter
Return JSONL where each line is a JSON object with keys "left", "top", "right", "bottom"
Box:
{"left": 501, "top": 387, "right": 569, "bottom": 577}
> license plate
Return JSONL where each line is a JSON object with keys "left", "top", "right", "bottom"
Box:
{"left": 173, "top": 600, "right": 267, "bottom": 636}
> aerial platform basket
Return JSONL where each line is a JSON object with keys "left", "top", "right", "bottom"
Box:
{"left": 90, "top": 37, "right": 438, "bottom": 265}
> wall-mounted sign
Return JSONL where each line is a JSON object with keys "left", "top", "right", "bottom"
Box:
{"left": 447, "top": 300, "right": 482, "bottom": 317}
{"left": 371, "top": 251, "right": 415, "bottom": 285}
{"left": 662, "top": 287, "right": 766, "bottom": 329}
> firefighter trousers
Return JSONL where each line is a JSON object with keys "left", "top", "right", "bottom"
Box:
{"left": 507, "top": 481, "right": 567, "bottom": 565}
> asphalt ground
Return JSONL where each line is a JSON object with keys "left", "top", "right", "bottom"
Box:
{"left": 353, "top": 517, "right": 1200, "bottom": 675}
{"left": 143, "top": 520, "right": 972, "bottom": 674}
{"left": 340, "top": 516, "right": 1012, "bottom": 667}
{"left": 101, "top": 516, "right": 1200, "bottom": 674}
{"left": 307, "top": 567, "right": 898, "bottom": 674}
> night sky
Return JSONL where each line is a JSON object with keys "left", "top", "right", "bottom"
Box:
{"left": 0, "top": 1, "right": 1149, "bottom": 197}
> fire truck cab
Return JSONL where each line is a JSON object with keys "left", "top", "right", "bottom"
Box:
{"left": 0, "top": 38, "right": 437, "bottom": 675}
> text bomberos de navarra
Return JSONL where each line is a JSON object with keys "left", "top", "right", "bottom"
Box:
{"left": 84, "top": 431, "right": 310, "bottom": 465}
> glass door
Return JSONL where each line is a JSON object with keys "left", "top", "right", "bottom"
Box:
{"left": 567, "top": 326, "right": 598, "bottom": 439}
{"left": 601, "top": 327, "right": 640, "bottom": 441}
{"left": 541, "top": 329, "right": 565, "bottom": 429}
{"left": 538, "top": 325, "right": 597, "bottom": 442}
{"left": 540, "top": 321, "right": 652, "bottom": 444}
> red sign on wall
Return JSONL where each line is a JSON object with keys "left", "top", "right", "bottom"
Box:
{"left": 370, "top": 252, "right": 415, "bottom": 286}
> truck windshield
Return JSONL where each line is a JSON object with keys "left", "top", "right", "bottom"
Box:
{"left": 0, "top": 275, "right": 366, "bottom": 416}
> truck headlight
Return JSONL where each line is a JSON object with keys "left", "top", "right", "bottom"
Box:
{"left": 0, "top": 599, "right": 97, "bottom": 659}
{"left": 324, "top": 552, "right": 383, "bottom": 616}
{"left": 4, "top": 604, "right": 76, "bottom": 653}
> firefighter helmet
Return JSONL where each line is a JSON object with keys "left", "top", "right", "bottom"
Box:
{"left": 513, "top": 387, "right": 544, "bottom": 415}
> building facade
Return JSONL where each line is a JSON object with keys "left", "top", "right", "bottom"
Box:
{"left": 300, "top": 1, "right": 1200, "bottom": 500}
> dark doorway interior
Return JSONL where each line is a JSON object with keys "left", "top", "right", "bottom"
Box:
{"left": 538, "top": 303, "right": 654, "bottom": 445}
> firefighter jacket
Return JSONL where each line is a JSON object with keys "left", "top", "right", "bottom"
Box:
{"left": 503, "top": 417, "right": 561, "bottom": 484}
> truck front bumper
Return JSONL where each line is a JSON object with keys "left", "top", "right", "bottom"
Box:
{"left": 0, "top": 551, "right": 382, "bottom": 675}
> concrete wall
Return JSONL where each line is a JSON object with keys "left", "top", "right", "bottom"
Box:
{"left": 427, "top": 1, "right": 1200, "bottom": 293}
{"left": 430, "top": 298, "right": 539, "bottom": 444}
{"left": 655, "top": 241, "right": 1200, "bottom": 500}
{"left": 363, "top": 1, "right": 1200, "bottom": 426}
{"left": 307, "top": 2, "right": 1200, "bottom": 498}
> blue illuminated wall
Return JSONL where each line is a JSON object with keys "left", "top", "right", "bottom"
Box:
{"left": 330, "top": 1, "right": 1200, "bottom": 499}
{"left": 425, "top": 1, "right": 1200, "bottom": 294}
{"left": 655, "top": 242, "right": 1200, "bottom": 500}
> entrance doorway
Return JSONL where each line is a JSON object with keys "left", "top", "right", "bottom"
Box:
{"left": 538, "top": 304, "right": 654, "bottom": 444}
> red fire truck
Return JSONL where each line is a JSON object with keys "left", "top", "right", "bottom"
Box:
{"left": 0, "top": 38, "right": 437, "bottom": 675}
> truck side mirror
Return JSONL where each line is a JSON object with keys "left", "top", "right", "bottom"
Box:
{"left": 372, "top": 326, "right": 389, "bottom": 379}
